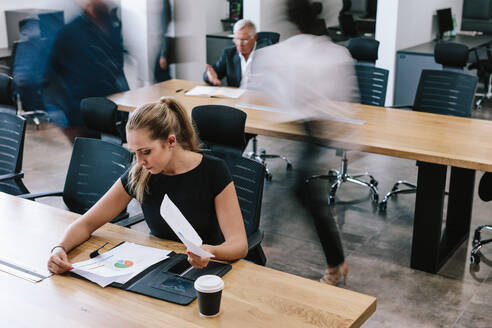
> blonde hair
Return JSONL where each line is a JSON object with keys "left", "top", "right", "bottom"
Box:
{"left": 126, "top": 97, "right": 200, "bottom": 202}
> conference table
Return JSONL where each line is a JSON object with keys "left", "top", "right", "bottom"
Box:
{"left": 0, "top": 192, "right": 376, "bottom": 327}
{"left": 109, "top": 79, "right": 492, "bottom": 274}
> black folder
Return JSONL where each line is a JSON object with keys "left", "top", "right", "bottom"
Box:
{"left": 71, "top": 244, "right": 231, "bottom": 305}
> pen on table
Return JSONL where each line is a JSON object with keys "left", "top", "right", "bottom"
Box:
{"left": 90, "top": 242, "right": 109, "bottom": 258}
{"left": 175, "top": 88, "right": 183, "bottom": 93}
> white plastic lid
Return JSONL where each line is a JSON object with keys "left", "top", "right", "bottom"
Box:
{"left": 194, "top": 275, "right": 224, "bottom": 293}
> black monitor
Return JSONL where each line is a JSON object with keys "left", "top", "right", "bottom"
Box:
{"left": 437, "top": 8, "right": 453, "bottom": 39}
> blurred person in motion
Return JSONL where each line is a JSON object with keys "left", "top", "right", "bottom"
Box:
{"left": 203, "top": 19, "right": 258, "bottom": 88}
{"left": 250, "top": 0, "right": 359, "bottom": 285}
{"left": 9, "top": 17, "right": 51, "bottom": 117}
{"left": 44, "top": 0, "right": 128, "bottom": 143}
{"left": 154, "top": 0, "right": 172, "bottom": 82}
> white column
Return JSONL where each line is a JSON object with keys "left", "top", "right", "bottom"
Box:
{"left": 172, "top": 0, "right": 207, "bottom": 82}
{"left": 121, "top": 0, "right": 151, "bottom": 88}
{"left": 375, "top": 0, "right": 400, "bottom": 106}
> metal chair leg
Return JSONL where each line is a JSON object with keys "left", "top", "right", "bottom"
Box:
{"left": 379, "top": 180, "right": 417, "bottom": 211}
{"left": 307, "top": 150, "right": 379, "bottom": 204}
{"left": 470, "top": 225, "right": 492, "bottom": 264}
{"left": 247, "top": 136, "right": 292, "bottom": 180}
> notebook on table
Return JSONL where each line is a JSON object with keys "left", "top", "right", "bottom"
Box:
{"left": 70, "top": 242, "right": 231, "bottom": 305}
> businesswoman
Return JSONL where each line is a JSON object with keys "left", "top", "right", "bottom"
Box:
{"left": 48, "top": 97, "right": 248, "bottom": 274}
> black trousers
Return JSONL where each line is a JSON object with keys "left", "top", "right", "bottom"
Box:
{"left": 294, "top": 120, "right": 345, "bottom": 267}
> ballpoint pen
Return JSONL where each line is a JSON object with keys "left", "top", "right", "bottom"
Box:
{"left": 90, "top": 242, "right": 109, "bottom": 258}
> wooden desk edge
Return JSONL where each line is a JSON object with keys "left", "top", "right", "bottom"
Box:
{"left": 353, "top": 298, "right": 377, "bottom": 328}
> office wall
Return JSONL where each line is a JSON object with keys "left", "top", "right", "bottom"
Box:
{"left": 375, "top": 0, "right": 399, "bottom": 107}
{"left": 172, "top": 0, "right": 207, "bottom": 82}
{"left": 121, "top": 0, "right": 152, "bottom": 88}
{"left": 0, "top": 0, "right": 80, "bottom": 49}
{"left": 206, "top": 0, "right": 228, "bottom": 34}
{"left": 396, "top": 0, "right": 463, "bottom": 50}
{"left": 376, "top": 0, "right": 464, "bottom": 106}
{"left": 244, "top": 0, "right": 342, "bottom": 40}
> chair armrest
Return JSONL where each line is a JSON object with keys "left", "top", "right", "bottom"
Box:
{"left": 114, "top": 212, "right": 145, "bottom": 228}
{"left": 17, "top": 191, "right": 63, "bottom": 200}
{"left": 247, "top": 229, "right": 264, "bottom": 252}
{"left": 0, "top": 172, "right": 24, "bottom": 182}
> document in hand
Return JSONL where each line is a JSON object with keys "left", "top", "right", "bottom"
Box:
{"left": 184, "top": 86, "right": 246, "bottom": 99}
{"left": 160, "top": 194, "right": 215, "bottom": 258}
{"left": 71, "top": 242, "right": 171, "bottom": 287}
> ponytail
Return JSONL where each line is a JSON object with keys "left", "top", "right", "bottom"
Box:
{"left": 126, "top": 97, "right": 200, "bottom": 202}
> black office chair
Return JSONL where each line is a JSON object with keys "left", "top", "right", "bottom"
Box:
{"left": 205, "top": 150, "right": 267, "bottom": 265}
{"left": 348, "top": 37, "right": 388, "bottom": 106}
{"left": 10, "top": 38, "right": 50, "bottom": 128}
{"left": 306, "top": 37, "right": 386, "bottom": 204}
{"left": 0, "top": 112, "right": 29, "bottom": 196}
{"left": 338, "top": 13, "right": 359, "bottom": 39}
{"left": 380, "top": 42, "right": 478, "bottom": 210}
{"left": 247, "top": 32, "right": 292, "bottom": 181}
{"left": 470, "top": 172, "right": 492, "bottom": 264}
{"left": 191, "top": 105, "right": 247, "bottom": 155}
{"left": 0, "top": 73, "right": 16, "bottom": 114}
{"left": 20, "top": 138, "right": 133, "bottom": 224}
{"left": 256, "top": 31, "right": 280, "bottom": 49}
{"left": 192, "top": 105, "right": 267, "bottom": 265}
{"left": 80, "top": 97, "right": 128, "bottom": 144}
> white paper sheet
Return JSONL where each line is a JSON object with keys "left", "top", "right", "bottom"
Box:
{"left": 160, "top": 195, "right": 215, "bottom": 258}
{"left": 71, "top": 242, "right": 171, "bottom": 287}
{"left": 185, "top": 86, "right": 246, "bottom": 99}
{"left": 177, "top": 232, "right": 214, "bottom": 258}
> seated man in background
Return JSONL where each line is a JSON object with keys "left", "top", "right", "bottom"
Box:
{"left": 203, "top": 19, "right": 257, "bottom": 88}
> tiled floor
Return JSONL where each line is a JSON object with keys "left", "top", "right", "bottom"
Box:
{"left": 20, "top": 106, "right": 492, "bottom": 327}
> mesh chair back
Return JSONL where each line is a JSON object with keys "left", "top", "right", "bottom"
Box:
{"left": 192, "top": 105, "right": 247, "bottom": 155}
{"left": 256, "top": 31, "right": 280, "bottom": 49}
{"left": 207, "top": 151, "right": 265, "bottom": 238}
{"left": 355, "top": 65, "right": 389, "bottom": 107}
{"left": 0, "top": 113, "right": 28, "bottom": 195}
{"left": 11, "top": 39, "right": 49, "bottom": 111}
{"left": 413, "top": 70, "right": 478, "bottom": 117}
{"left": 62, "top": 138, "right": 132, "bottom": 214}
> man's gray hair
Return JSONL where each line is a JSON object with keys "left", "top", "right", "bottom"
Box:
{"left": 233, "top": 19, "right": 257, "bottom": 36}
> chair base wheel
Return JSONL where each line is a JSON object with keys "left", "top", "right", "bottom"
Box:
{"left": 470, "top": 253, "right": 481, "bottom": 265}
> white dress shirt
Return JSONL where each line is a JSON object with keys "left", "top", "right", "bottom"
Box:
{"left": 239, "top": 43, "right": 256, "bottom": 88}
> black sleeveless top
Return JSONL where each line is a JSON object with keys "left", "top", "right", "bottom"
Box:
{"left": 120, "top": 154, "right": 232, "bottom": 244}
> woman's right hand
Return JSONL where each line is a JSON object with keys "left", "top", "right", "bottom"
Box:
{"left": 47, "top": 247, "right": 73, "bottom": 274}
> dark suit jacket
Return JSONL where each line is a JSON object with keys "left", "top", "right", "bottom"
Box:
{"left": 203, "top": 46, "right": 241, "bottom": 87}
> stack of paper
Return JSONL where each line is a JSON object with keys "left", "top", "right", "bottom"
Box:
{"left": 71, "top": 242, "right": 171, "bottom": 287}
{"left": 184, "top": 86, "right": 246, "bottom": 99}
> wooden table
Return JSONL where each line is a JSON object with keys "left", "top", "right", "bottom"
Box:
{"left": 109, "top": 79, "right": 492, "bottom": 273}
{"left": 0, "top": 192, "right": 376, "bottom": 327}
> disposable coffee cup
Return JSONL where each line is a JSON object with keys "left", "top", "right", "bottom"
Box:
{"left": 194, "top": 275, "right": 224, "bottom": 317}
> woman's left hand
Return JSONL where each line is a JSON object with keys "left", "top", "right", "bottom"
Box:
{"left": 186, "top": 245, "right": 214, "bottom": 269}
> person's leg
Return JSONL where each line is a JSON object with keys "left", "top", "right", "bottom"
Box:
{"left": 294, "top": 120, "right": 346, "bottom": 284}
